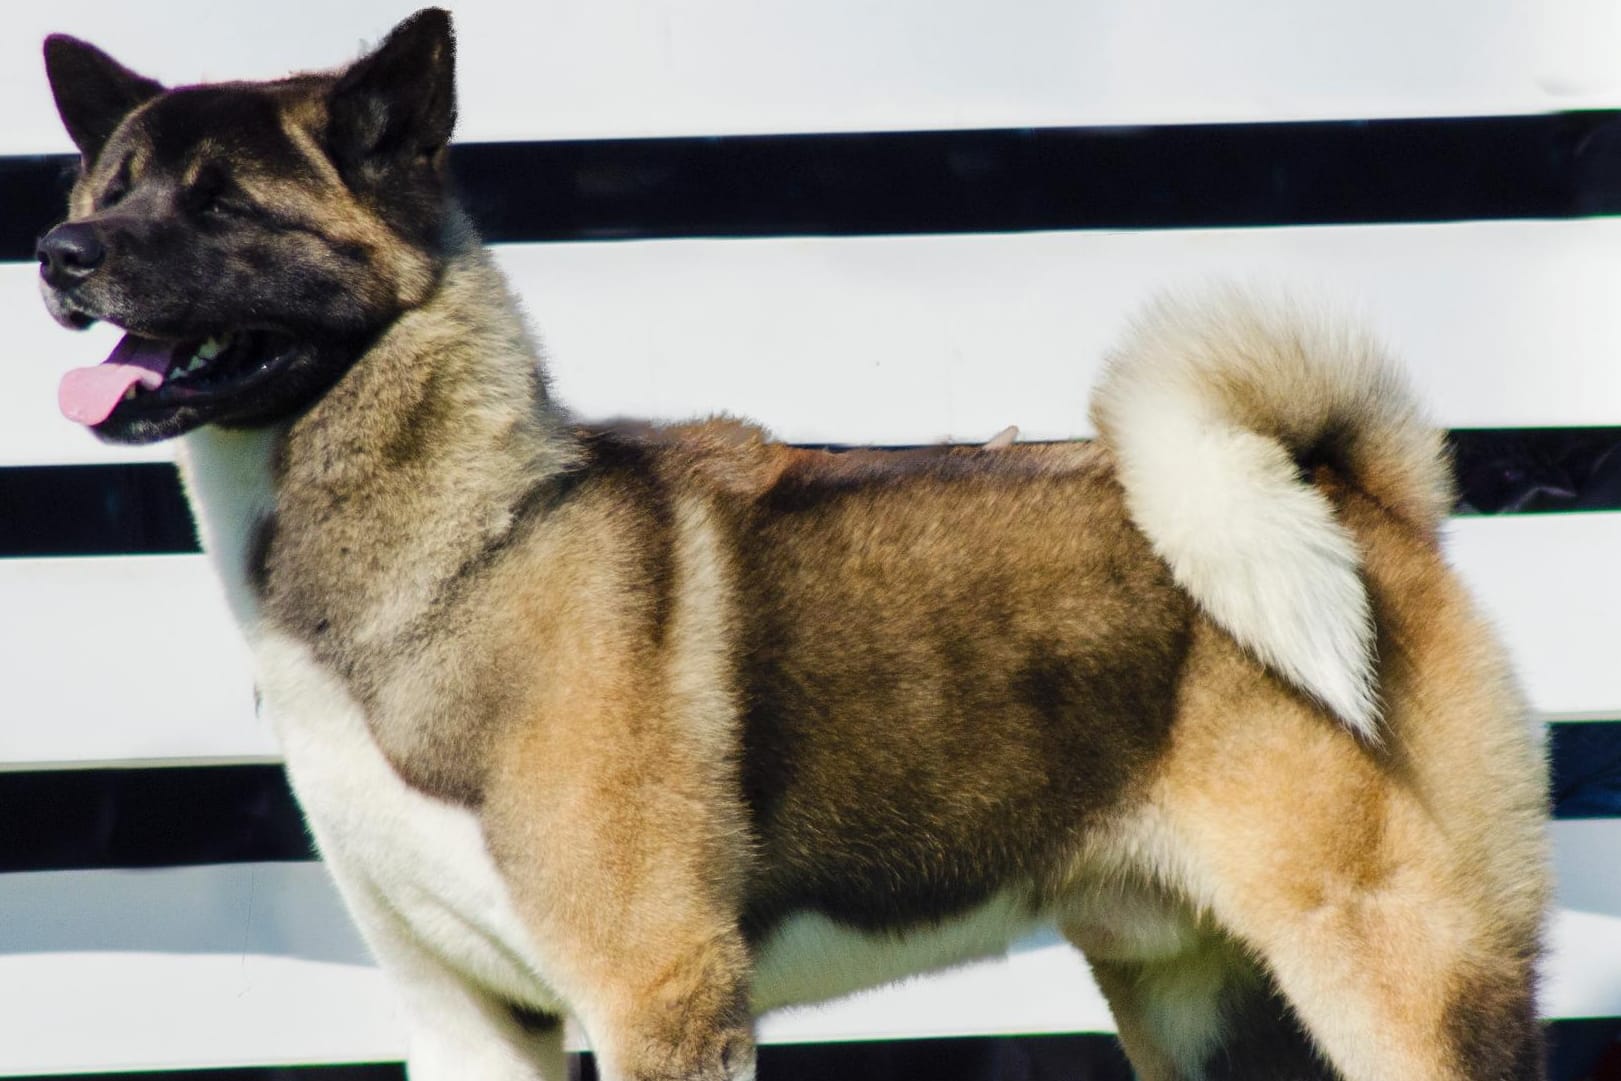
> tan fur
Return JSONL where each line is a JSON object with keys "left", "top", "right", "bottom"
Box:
{"left": 472, "top": 490, "right": 755, "bottom": 1077}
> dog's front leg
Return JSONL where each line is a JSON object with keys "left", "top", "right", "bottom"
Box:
{"left": 479, "top": 770, "right": 758, "bottom": 1080}
{"left": 577, "top": 931, "right": 757, "bottom": 1081}
{"left": 474, "top": 596, "right": 760, "bottom": 1080}
{"left": 339, "top": 879, "right": 569, "bottom": 1081}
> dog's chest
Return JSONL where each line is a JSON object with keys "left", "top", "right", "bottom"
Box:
{"left": 176, "top": 427, "right": 560, "bottom": 1011}
{"left": 256, "top": 632, "right": 560, "bottom": 1010}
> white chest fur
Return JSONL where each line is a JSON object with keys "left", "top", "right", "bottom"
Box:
{"left": 254, "top": 631, "right": 562, "bottom": 1012}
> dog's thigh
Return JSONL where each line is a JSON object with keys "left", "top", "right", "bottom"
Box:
{"left": 1156, "top": 751, "right": 1544, "bottom": 1077}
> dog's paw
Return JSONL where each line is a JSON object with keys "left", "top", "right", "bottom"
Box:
{"left": 609, "top": 1023, "right": 755, "bottom": 1081}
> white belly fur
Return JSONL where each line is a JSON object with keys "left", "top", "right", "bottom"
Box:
{"left": 751, "top": 893, "right": 1044, "bottom": 1013}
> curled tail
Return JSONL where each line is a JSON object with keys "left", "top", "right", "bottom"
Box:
{"left": 1090, "top": 289, "right": 1454, "bottom": 741}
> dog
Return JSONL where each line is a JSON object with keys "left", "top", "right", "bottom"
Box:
{"left": 38, "top": 10, "right": 1550, "bottom": 1080}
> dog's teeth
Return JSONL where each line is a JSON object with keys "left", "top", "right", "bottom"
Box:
{"left": 187, "top": 355, "right": 208, "bottom": 373}
{"left": 122, "top": 386, "right": 138, "bottom": 401}
{"left": 196, "top": 338, "right": 226, "bottom": 361}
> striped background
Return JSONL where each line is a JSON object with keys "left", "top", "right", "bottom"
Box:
{"left": 3, "top": 2, "right": 1620, "bottom": 1078}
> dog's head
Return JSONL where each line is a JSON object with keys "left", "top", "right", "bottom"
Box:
{"left": 39, "top": 8, "right": 457, "bottom": 443}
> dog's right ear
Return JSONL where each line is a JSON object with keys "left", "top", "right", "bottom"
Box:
{"left": 43, "top": 35, "right": 163, "bottom": 162}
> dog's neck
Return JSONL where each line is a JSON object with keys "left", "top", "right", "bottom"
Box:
{"left": 178, "top": 224, "right": 580, "bottom": 653}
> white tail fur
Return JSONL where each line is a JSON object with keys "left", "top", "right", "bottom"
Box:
{"left": 1090, "top": 289, "right": 1453, "bottom": 740}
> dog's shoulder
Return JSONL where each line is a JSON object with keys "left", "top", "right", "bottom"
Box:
{"left": 581, "top": 416, "right": 793, "bottom": 500}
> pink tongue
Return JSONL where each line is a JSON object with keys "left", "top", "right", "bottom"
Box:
{"left": 58, "top": 335, "right": 179, "bottom": 426}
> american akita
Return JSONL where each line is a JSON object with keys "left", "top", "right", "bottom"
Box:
{"left": 38, "top": 10, "right": 1550, "bottom": 1080}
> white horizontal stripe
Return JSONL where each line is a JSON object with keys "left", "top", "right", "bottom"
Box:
{"left": 1547, "top": 819, "right": 1621, "bottom": 1021}
{"left": 3, "top": 0, "right": 1621, "bottom": 155}
{"left": 1, "top": 820, "right": 1614, "bottom": 1074}
{"left": 1447, "top": 515, "right": 1621, "bottom": 723}
{"left": 0, "top": 863, "right": 405, "bottom": 1076}
{"left": 8, "top": 219, "right": 1621, "bottom": 468}
{"left": 1, "top": 514, "right": 1616, "bottom": 768}
{"left": 0, "top": 555, "right": 270, "bottom": 766}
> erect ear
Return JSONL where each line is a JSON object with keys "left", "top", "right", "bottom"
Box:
{"left": 43, "top": 34, "right": 164, "bottom": 162}
{"left": 328, "top": 8, "right": 456, "bottom": 174}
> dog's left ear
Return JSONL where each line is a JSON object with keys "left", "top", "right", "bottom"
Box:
{"left": 43, "top": 35, "right": 164, "bottom": 162}
{"left": 328, "top": 8, "right": 456, "bottom": 175}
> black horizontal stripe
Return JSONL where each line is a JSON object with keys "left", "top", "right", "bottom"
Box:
{"left": 0, "top": 152, "right": 76, "bottom": 263}
{"left": 0, "top": 1039, "right": 1139, "bottom": 1081}
{"left": 0, "top": 764, "right": 314, "bottom": 872}
{"left": 8, "top": 1020, "right": 1621, "bottom": 1081}
{"left": 1, "top": 430, "right": 1616, "bottom": 559}
{"left": 1452, "top": 428, "right": 1621, "bottom": 514}
{"left": 1, "top": 721, "right": 1615, "bottom": 874}
{"left": 1550, "top": 722, "right": 1621, "bottom": 820}
{"left": 8, "top": 112, "right": 1621, "bottom": 259}
{"left": 0, "top": 462, "right": 196, "bottom": 557}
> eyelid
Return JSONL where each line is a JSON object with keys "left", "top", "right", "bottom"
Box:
{"left": 101, "top": 158, "right": 132, "bottom": 207}
{"left": 186, "top": 164, "right": 252, "bottom": 216}
{"left": 190, "top": 162, "right": 229, "bottom": 196}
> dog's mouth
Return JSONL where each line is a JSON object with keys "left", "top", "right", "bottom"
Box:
{"left": 58, "top": 329, "right": 301, "bottom": 429}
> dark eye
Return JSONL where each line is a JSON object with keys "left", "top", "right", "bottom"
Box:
{"left": 185, "top": 164, "right": 250, "bottom": 219}
{"left": 198, "top": 191, "right": 235, "bottom": 217}
{"left": 99, "top": 159, "right": 131, "bottom": 208}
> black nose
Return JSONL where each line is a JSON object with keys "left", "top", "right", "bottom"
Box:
{"left": 37, "top": 223, "right": 106, "bottom": 288}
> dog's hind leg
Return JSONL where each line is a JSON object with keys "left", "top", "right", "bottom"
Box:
{"left": 1079, "top": 945, "right": 1233, "bottom": 1081}
{"left": 1143, "top": 618, "right": 1547, "bottom": 1081}
{"left": 1203, "top": 867, "right": 1543, "bottom": 1081}
{"left": 1069, "top": 904, "right": 1333, "bottom": 1081}
{"left": 1083, "top": 946, "right": 1334, "bottom": 1081}
{"left": 1089, "top": 805, "right": 1543, "bottom": 1081}
{"left": 1202, "top": 977, "right": 1338, "bottom": 1081}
